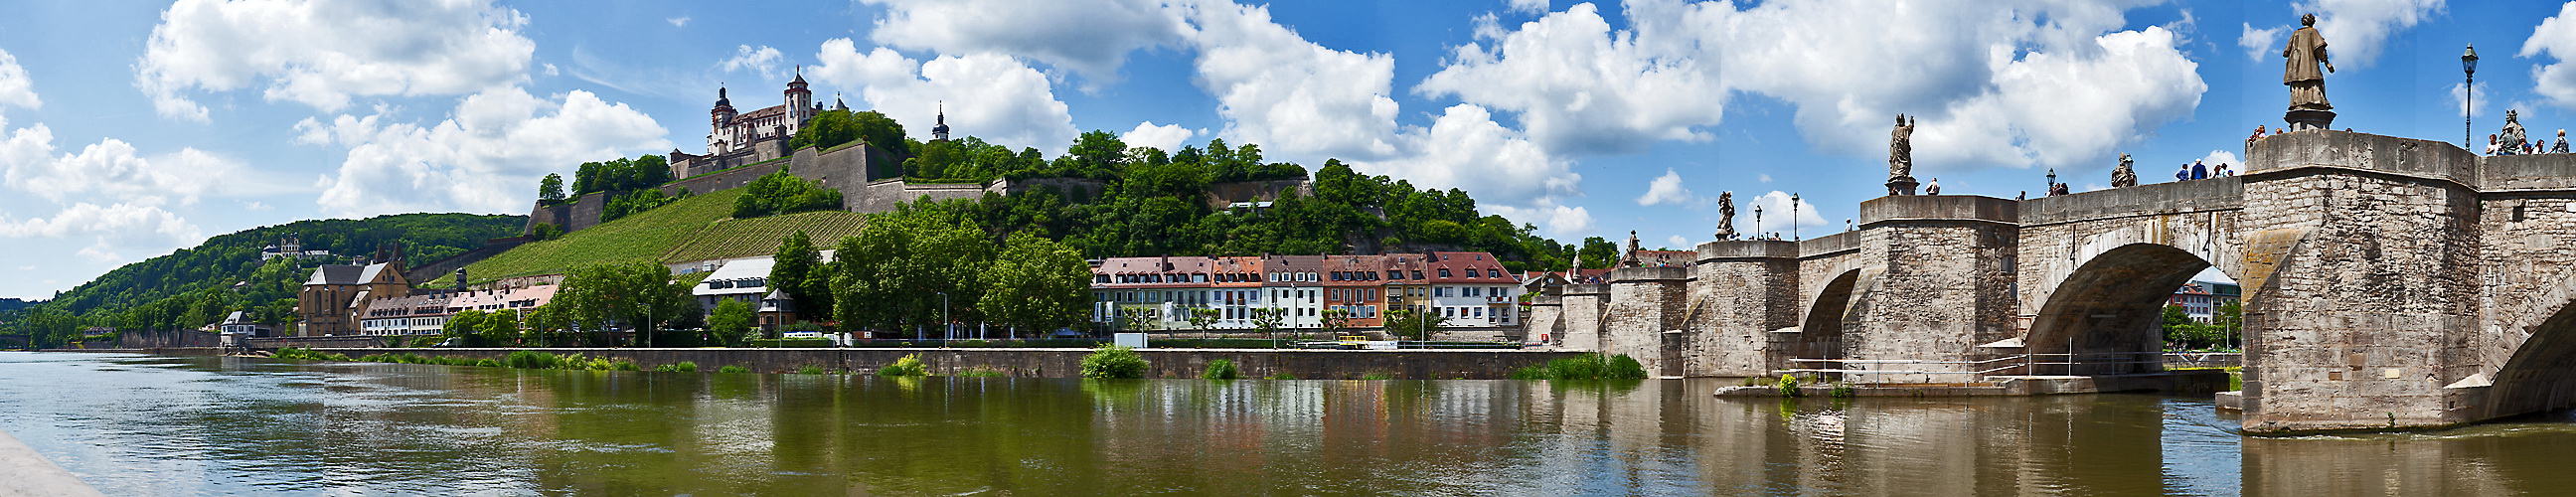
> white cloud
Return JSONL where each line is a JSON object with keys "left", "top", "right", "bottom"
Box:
{"left": 1121, "top": 121, "right": 1201, "bottom": 153}
{"left": 1747, "top": 191, "right": 1826, "bottom": 235}
{"left": 1910, "top": 26, "right": 2204, "bottom": 170}
{"left": 1186, "top": 2, "right": 1402, "bottom": 162}
{"left": 1758, "top": 174, "right": 1772, "bottom": 183}
{"left": 0, "top": 202, "right": 202, "bottom": 263}
{"left": 720, "top": 45, "right": 785, "bottom": 78}
{"left": 667, "top": 16, "right": 691, "bottom": 27}
{"left": 1417, "top": 4, "right": 1726, "bottom": 155}
{"left": 0, "top": 131, "right": 260, "bottom": 206}
{"left": 133, "top": 0, "right": 536, "bottom": 120}
{"left": 1635, "top": 168, "right": 1697, "bottom": 207}
{"left": 303, "top": 87, "right": 670, "bottom": 216}
{"left": 1489, "top": 201, "right": 1594, "bottom": 240}
{"left": 2240, "top": 23, "right": 2288, "bottom": 62}
{"left": 2525, "top": 3, "right": 2576, "bottom": 109}
{"left": 862, "top": 0, "right": 1190, "bottom": 83}
{"left": 1362, "top": 104, "right": 1578, "bottom": 209}
{"left": 1665, "top": 235, "right": 1689, "bottom": 248}
{"left": 2451, "top": 81, "right": 2489, "bottom": 118}
{"left": 0, "top": 49, "right": 38, "bottom": 109}
{"left": 1507, "top": 0, "right": 1550, "bottom": 14}
{"left": 2196, "top": 150, "right": 2242, "bottom": 168}
{"left": 809, "top": 39, "right": 1077, "bottom": 152}
{"left": 2298, "top": 0, "right": 2446, "bottom": 69}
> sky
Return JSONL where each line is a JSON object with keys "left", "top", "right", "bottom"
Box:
{"left": 0, "top": 0, "right": 2563, "bottom": 299}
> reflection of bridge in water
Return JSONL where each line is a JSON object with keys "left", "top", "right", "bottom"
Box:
{"left": 1530, "top": 130, "right": 2576, "bottom": 433}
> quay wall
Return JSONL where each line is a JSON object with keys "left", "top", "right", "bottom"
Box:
{"left": 290, "top": 348, "right": 1589, "bottom": 380}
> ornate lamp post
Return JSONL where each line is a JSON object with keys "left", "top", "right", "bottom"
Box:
{"left": 2465, "top": 45, "right": 2479, "bottom": 149}
{"left": 2045, "top": 169, "right": 2057, "bottom": 195}
{"left": 1790, "top": 193, "right": 1802, "bottom": 241}
{"left": 1754, "top": 205, "right": 1765, "bottom": 240}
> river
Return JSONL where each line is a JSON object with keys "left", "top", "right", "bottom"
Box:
{"left": 3, "top": 352, "right": 2575, "bottom": 495}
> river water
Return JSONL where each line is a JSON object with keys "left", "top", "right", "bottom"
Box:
{"left": 3, "top": 352, "right": 2575, "bottom": 495}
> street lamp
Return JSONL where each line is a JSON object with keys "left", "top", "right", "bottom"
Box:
{"left": 1790, "top": 193, "right": 1801, "bottom": 241}
{"left": 2466, "top": 44, "right": 2480, "bottom": 150}
{"left": 1753, "top": 205, "right": 1765, "bottom": 240}
{"left": 936, "top": 291, "right": 951, "bottom": 343}
{"left": 2045, "top": 168, "right": 2057, "bottom": 195}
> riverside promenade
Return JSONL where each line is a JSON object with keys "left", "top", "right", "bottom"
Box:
{"left": 0, "top": 427, "right": 102, "bottom": 497}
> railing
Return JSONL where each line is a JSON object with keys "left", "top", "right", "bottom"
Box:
{"left": 1777, "top": 351, "right": 2167, "bottom": 383}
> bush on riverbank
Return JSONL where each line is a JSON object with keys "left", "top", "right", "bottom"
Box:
{"left": 1201, "top": 359, "right": 1238, "bottom": 380}
{"left": 719, "top": 365, "right": 748, "bottom": 373}
{"left": 653, "top": 362, "right": 699, "bottom": 373}
{"left": 879, "top": 354, "right": 927, "bottom": 377}
{"left": 270, "top": 348, "right": 351, "bottom": 362}
{"left": 1081, "top": 344, "right": 1150, "bottom": 379}
{"left": 1509, "top": 354, "right": 1648, "bottom": 380}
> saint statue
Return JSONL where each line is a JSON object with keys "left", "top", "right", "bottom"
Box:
{"left": 2502, "top": 109, "right": 2528, "bottom": 151}
{"left": 2111, "top": 153, "right": 2138, "bottom": 188}
{"left": 2283, "top": 14, "right": 2334, "bottom": 111}
{"left": 1886, "top": 114, "right": 1918, "bottom": 195}
{"left": 1715, "top": 191, "right": 1737, "bottom": 240}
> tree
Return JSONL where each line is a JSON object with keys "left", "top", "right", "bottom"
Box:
{"left": 539, "top": 173, "right": 566, "bottom": 204}
{"left": 977, "top": 232, "right": 1091, "bottom": 338}
{"left": 733, "top": 170, "right": 844, "bottom": 219}
{"left": 1321, "top": 308, "right": 1353, "bottom": 340}
{"left": 1577, "top": 237, "right": 1618, "bottom": 268}
{"left": 1248, "top": 307, "right": 1287, "bottom": 342}
{"left": 1383, "top": 308, "right": 1447, "bottom": 341}
{"left": 1186, "top": 307, "right": 1221, "bottom": 333}
{"left": 525, "top": 303, "right": 571, "bottom": 346}
{"left": 1114, "top": 307, "right": 1160, "bottom": 334}
{"left": 851, "top": 110, "right": 909, "bottom": 156}
{"left": 709, "top": 298, "right": 755, "bottom": 346}
{"left": 556, "top": 261, "right": 695, "bottom": 347}
{"left": 444, "top": 309, "right": 488, "bottom": 344}
{"left": 478, "top": 310, "right": 521, "bottom": 346}
{"left": 831, "top": 209, "right": 993, "bottom": 337}
{"left": 770, "top": 231, "right": 830, "bottom": 318}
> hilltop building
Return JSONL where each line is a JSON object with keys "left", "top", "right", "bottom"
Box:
{"left": 666, "top": 70, "right": 834, "bottom": 180}
{"left": 259, "top": 234, "right": 333, "bottom": 261}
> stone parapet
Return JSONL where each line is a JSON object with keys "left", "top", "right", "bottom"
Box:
{"left": 2478, "top": 153, "right": 2576, "bottom": 191}
{"left": 2244, "top": 129, "right": 2477, "bottom": 188}
{"left": 1560, "top": 283, "right": 1609, "bottom": 296}
{"left": 1858, "top": 195, "right": 2019, "bottom": 227}
{"left": 1799, "top": 231, "right": 1859, "bottom": 258}
{"left": 2018, "top": 176, "right": 2243, "bottom": 226}
{"left": 1696, "top": 240, "right": 1797, "bottom": 261}
{"left": 1608, "top": 266, "right": 1689, "bottom": 282}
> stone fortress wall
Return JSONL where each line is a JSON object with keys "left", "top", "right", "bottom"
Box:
{"left": 1545, "top": 129, "right": 2576, "bottom": 433}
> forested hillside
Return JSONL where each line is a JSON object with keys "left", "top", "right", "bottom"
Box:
{"left": 4, "top": 214, "right": 523, "bottom": 346}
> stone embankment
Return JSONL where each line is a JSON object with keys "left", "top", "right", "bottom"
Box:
{"left": 0, "top": 428, "right": 104, "bottom": 497}
{"left": 69, "top": 348, "right": 1590, "bottom": 380}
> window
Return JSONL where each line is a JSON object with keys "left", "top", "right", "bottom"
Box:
{"left": 1195, "top": 274, "right": 1208, "bottom": 283}
{"left": 1387, "top": 270, "right": 1401, "bottom": 280}
{"left": 1413, "top": 270, "right": 1424, "bottom": 279}
{"left": 1465, "top": 287, "right": 1480, "bottom": 297}
{"left": 1437, "top": 268, "right": 1452, "bottom": 278}
{"left": 1436, "top": 287, "right": 1450, "bottom": 297}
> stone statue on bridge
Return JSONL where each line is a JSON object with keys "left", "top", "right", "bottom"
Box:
{"left": 2502, "top": 109, "right": 2528, "bottom": 152}
{"left": 1887, "top": 114, "right": 1918, "bottom": 195}
{"left": 2111, "top": 153, "right": 2138, "bottom": 188}
{"left": 2282, "top": 13, "right": 2335, "bottom": 130}
{"left": 1715, "top": 191, "right": 1736, "bottom": 240}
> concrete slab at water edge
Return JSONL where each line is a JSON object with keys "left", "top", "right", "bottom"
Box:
{"left": 0, "top": 428, "right": 104, "bottom": 497}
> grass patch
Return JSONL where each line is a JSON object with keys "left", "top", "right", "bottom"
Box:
{"left": 1510, "top": 354, "right": 1649, "bottom": 380}
{"left": 662, "top": 210, "right": 868, "bottom": 263}
{"left": 1200, "top": 359, "right": 1238, "bottom": 380}
{"left": 270, "top": 348, "right": 351, "bottom": 362}
{"left": 1080, "top": 344, "right": 1150, "bottom": 379}
{"left": 718, "top": 365, "right": 749, "bottom": 374}
{"left": 652, "top": 361, "right": 699, "bottom": 373}
{"left": 877, "top": 354, "right": 927, "bottom": 377}
{"left": 464, "top": 187, "right": 864, "bottom": 282}
{"left": 1360, "top": 372, "right": 1394, "bottom": 380}
{"left": 797, "top": 365, "right": 827, "bottom": 375}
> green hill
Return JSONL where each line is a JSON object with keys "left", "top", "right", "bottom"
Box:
{"left": 464, "top": 188, "right": 869, "bottom": 281}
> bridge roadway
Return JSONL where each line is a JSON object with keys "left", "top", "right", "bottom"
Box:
{"left": 1528, "top": 129, "right": 2576, "bottom": 434}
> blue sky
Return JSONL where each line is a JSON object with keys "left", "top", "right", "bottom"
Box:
{"left": 0, "top": 0, "right": 2564, "bottom": 299}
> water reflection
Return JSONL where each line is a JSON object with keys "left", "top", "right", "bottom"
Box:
{"left": 0, "top": 352, "right": 2571, "bottom": 495}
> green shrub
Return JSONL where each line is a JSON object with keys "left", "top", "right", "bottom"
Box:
{"left": 797, "top": 365, "right": 826, "bottom": 375}
{"left": 1829, "top": 383, "right": 1855, "bottom": 398}
{"left": 475, "top": 359, "right": 503, "bottom": 368}
{"left": 1776, "top": 375, "right": 1803, "bottom": 397}
{"left": 1079, "top": 344, "right": 1150, "bottom": 379}
{"left": 878, "top": 354, "right": 927, "bottom": 377}
{"left": 1360, "top": 372, "right": 1394, "bottom": 380}
{"left": 1200, "top": 359, "right": 1239, "bottom": 380}
{"left": 1511, "top": 354, "right": 1649, "bottom": 380}
{"left": 653, "top": 362, "right": 700, "bottom": 373}
{"left": 612, "top": 360, "right": 641, "bottom": 371}
{"left": 270, "top": 348, "right": 352, "bottom": 362}
{"left": 718, "top": 365, "right": 749, "bottom": 374}
{"left": 503, "top": 350, "right": 561, "bottom": 369}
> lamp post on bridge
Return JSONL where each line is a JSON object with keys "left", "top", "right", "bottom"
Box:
{"left": 2466, "top": 45, "right": 2479, "bottom": 150}
{"left": 1790, "top": 193, "right": 1801, "bottom": 241}
{"left": 1753, "top": 205, "right": 1765, "bottom": 240}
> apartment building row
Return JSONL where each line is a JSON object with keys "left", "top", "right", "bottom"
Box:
{"left": 1089, "top": 251, "right": 1523, "bottom": 333}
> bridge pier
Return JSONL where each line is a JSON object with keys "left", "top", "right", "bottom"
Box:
{"left": 1686, "top": 241, "right": 1801, "bottom": 377}
{"left": 1606, "top": 267, "right": 1690, "bottom": 376}
{"left": 1838, "top": 196, "right": 2023, "bottom": 384}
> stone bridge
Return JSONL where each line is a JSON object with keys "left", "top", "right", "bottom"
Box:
{"left": 1533, "top": 130, "right": 2576, "bottom": 433}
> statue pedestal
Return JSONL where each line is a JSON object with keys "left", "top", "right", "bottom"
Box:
{"left": 2285, "top": 109, "right": 2335, "bottom": 132}
{"left": 1886, "top": 176, "right": 1918, "bottom": 196}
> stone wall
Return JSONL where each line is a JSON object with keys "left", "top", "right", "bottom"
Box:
{"left": 1605, "top": 267, "right": 1688, "bottom": 376}
{"left": 527, "top": 192, "right": 608, "bottom": 235}
{"left": 661, "top": 159, "right": 785, "bottom": 197}
{"left": 2237, "top": 131, "right": 2484, "bottom": 433}
{"left": 301, "top": 348, "right": 1589, "bottom": 380}
{"left": 1558, "top": 284, "right": 1608, "bottom": 351}
{"left": 1687, "top": 241, "right": 1800, "bottom": 377}
{"left": 1844, "top": 196, "right": 2020, "bottom": 383}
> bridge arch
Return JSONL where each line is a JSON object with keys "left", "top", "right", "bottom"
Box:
{"left": 2022, "top": 243, "right": 2225, "bottom": 375}
{"left": 1795, "top": 268, "right": 1863, "bottom": 363}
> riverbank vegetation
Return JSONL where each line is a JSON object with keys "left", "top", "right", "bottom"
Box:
{"left": 1509, "top": 354, "right": 1649, "bottom": 380}
{"left": 1080, "top": 345, "right": 1150, "bottom": 379}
